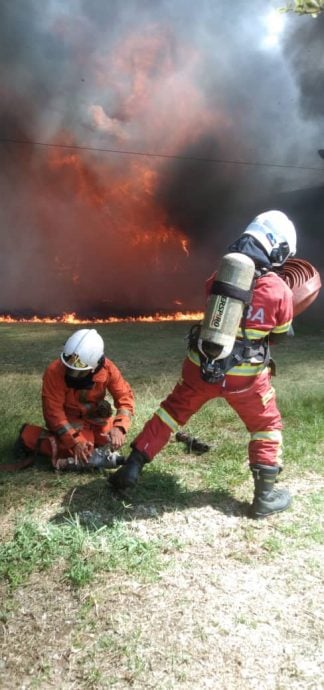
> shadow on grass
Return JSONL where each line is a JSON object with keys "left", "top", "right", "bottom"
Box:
{"left": 0, "top": 452, "right": 251, "bottom": 522}
{"left": 50, "top": 468, "right": 251, "bottom": 527}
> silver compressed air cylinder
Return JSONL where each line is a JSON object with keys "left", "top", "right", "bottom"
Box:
{"left": 198, "top": 252, "right": 255, "bottom": 360}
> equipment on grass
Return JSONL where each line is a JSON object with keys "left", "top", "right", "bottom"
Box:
{"left": 277, "top": 258, "right": 321, "bottom": 316}
{"left": 54, "top": 446, "right": 126, "bottom": 471}
{"left": 175, "top": 431, "right": 211, "bottom": 455}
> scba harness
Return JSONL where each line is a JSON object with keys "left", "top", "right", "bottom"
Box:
{"left": 188, "top": 320, "right": 270, "bottom": 384}
{"left": 188, "top": 273, "right": 270, "bottom": 384}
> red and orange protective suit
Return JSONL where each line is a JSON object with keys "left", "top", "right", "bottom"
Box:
{"left": 21, "top": 357, "right": 134, "bottom": 463}
{"left": 132, "top": 271, "right": 293, "bottom": 467}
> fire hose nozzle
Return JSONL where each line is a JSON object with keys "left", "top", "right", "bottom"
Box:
{"left": 54, "top": 448, "right": 126, "bottom": 471}
{"left": 105, "top": 451, "right": 127, "bottom": 468}
{"left": 89, "top": 448, "right": 126, "bottom": 469}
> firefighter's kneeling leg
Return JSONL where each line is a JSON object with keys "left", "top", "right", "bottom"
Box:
{"left": 20, "top": 424, "right": 56, "bottom": 457}
{"left": 20, "top": 424, "right": 95, "bottom": 471}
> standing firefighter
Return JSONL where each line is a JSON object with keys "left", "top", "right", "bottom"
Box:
{"left": 110, "top": 210, "right": 297, "bottom": 518}
{"left": 14, "top": 328, "right": 134, "bottom": 470}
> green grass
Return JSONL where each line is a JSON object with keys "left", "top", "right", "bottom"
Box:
{"left": 0, "top": 321, "right": 323, "bottom": 589}
{"left": 0, "top": 513, "right": 165, "bottom": 588}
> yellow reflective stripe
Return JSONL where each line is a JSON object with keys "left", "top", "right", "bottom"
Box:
{"left": 156, "top": 406, "right": 179, "bottom": 432}
{"left": 188, "top": 351, "right": 266, "bottom": 377}
{"left": 116, "top": 408, "right": 132, "bottom": 417}
{"left": 236, "top": 327, "right": 270, "bottom": 339}
{"left": 250, "top": 430, "right": 282, "bottom": 443}
{"left": 227, "top": 363, "right": 267, "bottom": 377}
{"left": 272, "top": 320, "right": 292, "bottom": 334}
{"left": 188, "top": 350, "right": 200, "bottom": 367}
{"left": 261, "top": 386, "right": 275, "bottom": 406}
{"left": 56, "top": 422, "right": 82, "bottom": 436}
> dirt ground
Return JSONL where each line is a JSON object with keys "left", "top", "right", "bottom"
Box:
{"left": 0, "top": 477, "right": 323, "bottom": 690}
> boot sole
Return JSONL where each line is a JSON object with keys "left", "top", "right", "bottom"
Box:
{"left": 248, "top": 500, "right": 292, "bottom": 519}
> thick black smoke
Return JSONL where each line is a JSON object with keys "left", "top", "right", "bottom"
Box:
{"left": 0, "top": 0, "right": 323, "bottom": 317}
{"left": 157, "top": 135, "right": 250, "bottom": 248}
{"left": 283, "top": 13, "right": 324, "bottom": 120}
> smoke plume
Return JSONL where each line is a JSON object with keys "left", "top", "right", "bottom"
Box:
{"left": 0, "top": 0, "right": 323, "bottom": 317}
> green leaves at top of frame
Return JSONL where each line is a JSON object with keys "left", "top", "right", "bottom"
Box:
{"left": 280, "top": 0, "right": 324, "bottom": 14}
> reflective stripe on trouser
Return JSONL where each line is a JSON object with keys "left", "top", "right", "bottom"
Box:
{"left": 21, "top": 418, "right": 116, "bottom": 459}
{"left": 134, "top": 356, "right": 283, "bottom": 466}
{"left": 248, "top": 430, "right": 283, "bottom": 467}
{"left": 224, "top": 377, "right": 282, "bottom": 466}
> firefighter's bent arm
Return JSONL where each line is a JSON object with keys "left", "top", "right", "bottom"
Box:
{"left": 42, "top": 365, "right": 82, "bottom": 450}
{"left": 105, "top": 360, "right": 134, "bottom": 433}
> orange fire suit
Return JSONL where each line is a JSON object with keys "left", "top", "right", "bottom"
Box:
{"left": 22, "top": 357, "right": 134, "bottom": 463}
{"left": 132, "top": 271, "right": 293, "bottom": 467}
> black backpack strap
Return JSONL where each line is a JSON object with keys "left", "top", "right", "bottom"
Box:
{"left": 187, "top": 322, "right": 201, "bottom": 352}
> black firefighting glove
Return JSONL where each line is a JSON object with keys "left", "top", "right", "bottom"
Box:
{"left": 108, "top": 448, "right": 147, "bottom": 490}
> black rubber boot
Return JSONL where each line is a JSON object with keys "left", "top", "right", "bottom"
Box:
{"left": 249, "top": 464, "right": 291, "bottom": 519}
{"left": 109, "top": 449, "right": 147, "bottom": 490}
{"left": 13, "top": 424, "right": 30, "bottom": 459}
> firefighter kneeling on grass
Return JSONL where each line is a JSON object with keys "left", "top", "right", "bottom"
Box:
{"left": 110, "top": 210, "right": 297, "bottom": 519}
{"left": 14, "top": 329, "right": 134, "bottom": 471}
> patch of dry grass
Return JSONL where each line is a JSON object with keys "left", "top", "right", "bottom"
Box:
{"left": 0, "top": 476, "right": 323, "bottom": 689}
{"left": 0, "top": 477, "right": 323, "bottom": 688}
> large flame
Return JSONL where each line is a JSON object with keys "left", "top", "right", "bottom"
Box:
{"left": 1, "top": 20, "right": 227, "bottom": 320}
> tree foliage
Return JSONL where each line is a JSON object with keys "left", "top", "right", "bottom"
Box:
{"left": 280, "top": 0, "right": 324, "bottom": 13}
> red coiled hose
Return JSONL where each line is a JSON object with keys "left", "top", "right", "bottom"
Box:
{"left": 278, "top": 258, "right": 322, "bottom": 316}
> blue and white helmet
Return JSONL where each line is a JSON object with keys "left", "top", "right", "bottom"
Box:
{"left": 243, "top": 210, "right": 297, "bottom": 266}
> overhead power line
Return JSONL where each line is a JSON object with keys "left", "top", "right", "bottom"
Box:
{"left": 1, "top": 137, "right": 324, "bottom": 173}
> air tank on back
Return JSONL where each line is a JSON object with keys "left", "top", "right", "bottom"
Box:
{"left": 198, "top": 252, "right": 255, "bottom": 361}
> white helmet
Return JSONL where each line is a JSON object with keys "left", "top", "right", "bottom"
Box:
{"left": 243, "top": 210, "right": 297, "bottom": 266}
{"left": 61, "top": 329, "right": 104, "bottom": 371}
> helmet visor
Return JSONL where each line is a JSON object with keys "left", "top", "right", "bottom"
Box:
{"left": 61, "top": 353, "right": 92, "bottom": 377}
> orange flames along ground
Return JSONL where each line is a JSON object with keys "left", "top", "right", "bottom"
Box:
{"left": 0, "top": 312, "right": 203, "bottom": 324}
